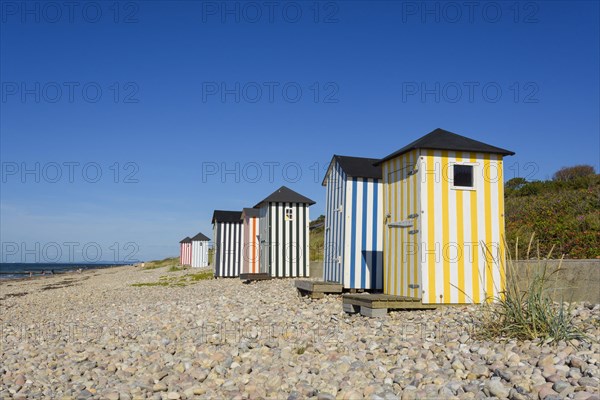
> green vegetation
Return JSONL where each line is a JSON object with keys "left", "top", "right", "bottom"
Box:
{"left": 208, "top": 247, "right": 214, "bottom": 265}
{"left": 142, "top": 257, "right": 180, "bottom": 270}
{"left": 131, "top": 281, "right": 170, "bottom": 287}
{"left": 505, "top": 167, "right": 599, "bottom": 259}
{"left": 477, "top": 236, "right": 585, "bottom": 344}
{"left": 309, "top": 215, "right": 325, "bottom": 261}
{"left": 132, "top": 270, "right": 214, "bottom": 287}
{"left": 188, "top": 270, "right": 214, "bottom": 281}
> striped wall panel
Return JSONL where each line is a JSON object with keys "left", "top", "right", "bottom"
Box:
{"left": 260, "top": 202, "right": 310, "bottom": 278}
{"left": 343, "top": 177, "right": 383, "bottom": 289}
{"left": 322, "top": 161, "right": 383, "bottom": 289}
{"left": 213, "top": 222, "right": 244, "bottom": 277}
{"left": 323, "top": 162, "right": 346, "bottom": 284}
{"left": 191, "top": 240, "right": 209, "bottom": 268}
{"left": 382, "top": 149, "right": 506, "bottom": 304}
{"left": 242, "top": 215, "right": 260, "bottom": 274}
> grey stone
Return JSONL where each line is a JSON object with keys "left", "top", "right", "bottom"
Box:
{"left": 485, "top": 379, "right": 510, "bottom": 399}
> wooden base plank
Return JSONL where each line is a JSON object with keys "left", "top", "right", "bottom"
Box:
{"left": 295, "top": 280, "right": 343, "bottom": 292}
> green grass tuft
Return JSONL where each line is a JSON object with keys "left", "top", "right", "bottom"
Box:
{"left": 131, "top": 282, "right": 170, "bottom": 287}
{"left": 189, "top": 271, "right": 214, "bottom": 281}
{"left": 476, "top": 234, "right": 587, "bottom": 344}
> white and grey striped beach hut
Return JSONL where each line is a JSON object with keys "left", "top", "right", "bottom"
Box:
{"left": 179, "top": 236, "right": 192, "bottom": 266}
{"left": 254, "top": 186, "right": 315, "bottom": 278}
{"left": 241, "top": 208, "right": 260, "bottom": 274}
{"left": 322, "top": 155, "right": 384, "bottom": 290}
{"left": 212, "top": 210, "right": 244, "bottom": 277}
{"left": 190, "top": 232, "right": 210, "bottom": 268}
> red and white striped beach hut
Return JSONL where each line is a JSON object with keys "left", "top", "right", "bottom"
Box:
{"left": 179, "top": 236, "right": 192, "bottom": 266}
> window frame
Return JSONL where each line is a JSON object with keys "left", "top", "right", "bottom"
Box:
{"left": 451, "top": 162, "right": 477, "bottom": 191}
{"left": 284, "top": 207, "right": 294, "bottom": 222}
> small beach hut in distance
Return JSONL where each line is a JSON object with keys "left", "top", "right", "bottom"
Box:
{"left": 376, "top": 128, "right": 514, "bottom": 304}
{"left": 241, "top": 208, "right": 261, "bottom": 275}
{"left": 179, "top": 237, "right": 192, "bottom": 266}
{"left": 322, "top": 155, "right": 384, "bottom": 290}
{"left": 254, "top": 186, "right": 315, "bottom": 278}
{"left": 191, "top": 232, "right": 210, "bottom": 268}
{"left": 212, "top": 210, "right": 244, "bottom": 277}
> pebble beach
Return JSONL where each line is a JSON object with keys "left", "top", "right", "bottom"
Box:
{"left": 1, "top": 265, "right": 598, "bottom": 400}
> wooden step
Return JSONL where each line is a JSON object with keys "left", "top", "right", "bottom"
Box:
{"left": 295, "top": 280, "right": 343, "bottom": 299}
{"left": 342, "top": 293, "right": 438, "bottom": 317}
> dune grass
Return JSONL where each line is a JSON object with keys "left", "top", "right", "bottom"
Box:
{"left": 476, "top": 234, "right": 586, "bottom": 344}
{"left": 142, "top": 257, "right": 180, "bottom": 270}
{"left": 132, "top": 269, "right": 214, "bottom": 287}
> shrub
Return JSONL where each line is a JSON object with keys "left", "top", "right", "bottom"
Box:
{"left": 553, "top": 165, "right": 596, "bottom": 181}
{"left": 505, "top": 174, "right": 599, "bottom": 259}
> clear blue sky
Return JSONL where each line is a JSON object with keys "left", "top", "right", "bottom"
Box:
{"left": 1, "top": 1, "right": 598, "bottom": 262}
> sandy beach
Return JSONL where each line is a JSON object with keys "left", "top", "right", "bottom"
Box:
{"left": 1, "top": 265, "right": 598, "bottom": 399}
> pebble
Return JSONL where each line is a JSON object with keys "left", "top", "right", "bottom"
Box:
{"left": 552, "top": 380, "right": 570, "bottom": 392}
{"left": 0, "top": 265, "right": 598, "bottom": 399}
{"left": 578, "top": 377, "right": 599, "bottom": 387}
{"left": 485, "top": 379, "right": 510, "bottom": 398}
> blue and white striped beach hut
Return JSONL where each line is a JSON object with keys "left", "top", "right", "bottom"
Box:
{"left": 212, "top": 210, "right": 244, "bottom": 277}
{"left": 322, "top": 155, "right": 383, "bottom": 290}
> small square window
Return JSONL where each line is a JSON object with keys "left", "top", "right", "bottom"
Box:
{"left": 453, "top": 165, "right": 474, "bottom": 188}
{"left": 285, "top": 207, "right": 294, "bottom": 221}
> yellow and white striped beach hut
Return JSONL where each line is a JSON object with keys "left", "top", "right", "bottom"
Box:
{"left": 376, "top": 128, "right": 514, "bottom": 304}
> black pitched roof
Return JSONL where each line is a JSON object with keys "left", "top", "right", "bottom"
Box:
{"left": 254, "top": 186, "right": 316, "bottom": 208}
{"left": 191, "top": 232, "right": 210, "bottom": 242}
{"left": 241, "top": 208, "right": 260, "bottom": 219}
{"left": 211, "top": 210, "right": 243, "bottom": 224}
{"left": 375, "top": 128, "right": 515, "bottom": 165}
{"left": 322, "top": 155, "right": 382, "bottom": 186}
{"left": 179, "top": 236, "right": 191, "bottom": 244}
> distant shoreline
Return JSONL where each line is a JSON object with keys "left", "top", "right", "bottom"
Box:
{"left": 0, "top": 263, "right": 136, "bottom": 283}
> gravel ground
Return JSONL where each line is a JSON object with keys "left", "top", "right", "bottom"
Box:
{"left": 0, "top": 265, "right": 598, "bottom": 400}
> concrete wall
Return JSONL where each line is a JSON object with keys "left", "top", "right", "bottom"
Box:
{"left": 309, "top": 261, "right": 323, "bottom": 280}
{"left": 509, "top": 259, "right": 600, "bottom": 303}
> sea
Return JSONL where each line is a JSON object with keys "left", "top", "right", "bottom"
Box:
{"left": 0, "top": 262, "right": 134, "bottom": 280}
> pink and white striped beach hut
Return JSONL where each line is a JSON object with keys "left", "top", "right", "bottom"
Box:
{"left": 179, "top": 236, "right": 192, "bottom": 266}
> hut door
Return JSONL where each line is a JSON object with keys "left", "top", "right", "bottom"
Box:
{"left": 387, "top": 161, "right": 420, "bottom": 298}
{"left": 259, "top": 206, "right": 270, "bottom": 274}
